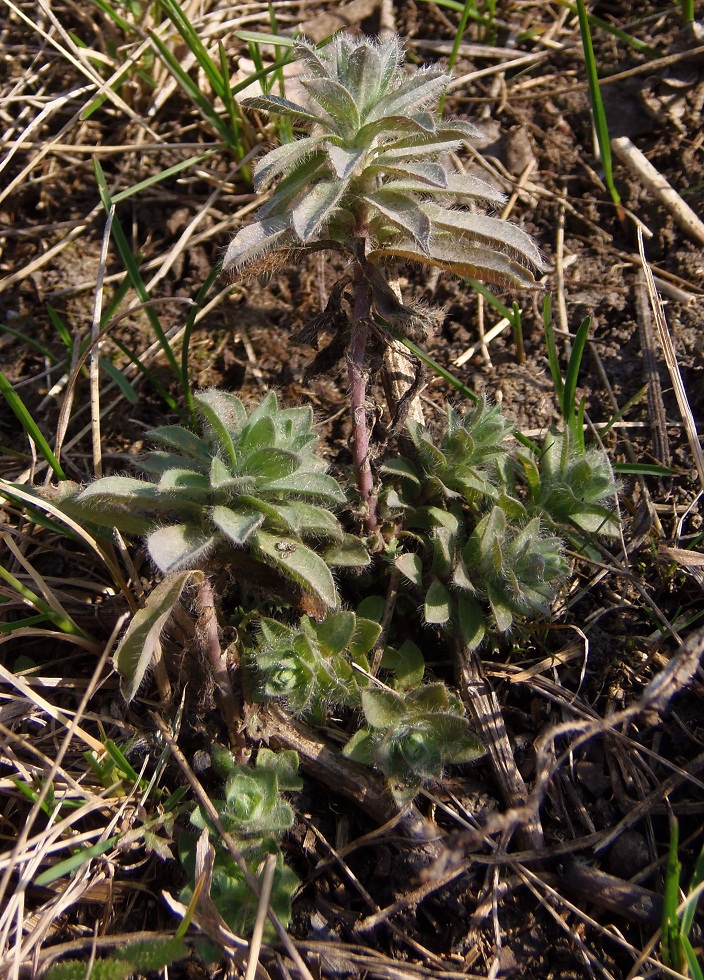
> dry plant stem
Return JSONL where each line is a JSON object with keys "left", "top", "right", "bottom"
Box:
{"left": 348, "top": 254, "right": 378, "bottom": 533}
{"left": 263, "top": 707, "right": 442, "bottom": 855}
{"left": 195, "top": 577, "right": 243, "bottom": 755}
{"left": 454, "top": 640, "right": 544, "bottom": 852}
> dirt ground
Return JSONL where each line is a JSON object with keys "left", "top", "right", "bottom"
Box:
{"left": 1, "top": 1, "right": 704, "bottom": 978}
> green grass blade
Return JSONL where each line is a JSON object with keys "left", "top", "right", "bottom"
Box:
{"left": 104, "top": 739, "right": 146, "bottom": 787}
{"left": 576, "top": 0, "right": 621, "bottom": 208}
{"left": 612, "top": 462, "right": 673, "bottom": 476}
{"left": 34, "top": 835, "right": 120, "bottom": 886}
{"left": 511, "top": 301, "right": 524, "bottom": 364}
{"left": 466, "top": 278, "right": 516, "bottom": 324}
{"left": 1, "top": 323, "right": 59, "bottom": 363}
{"left": 93, "top": 159, "right": 183, "bottom": 385}
{"left": 562, "top": 315, "right": 591, "bottom": 431}
{"left": 557, "top": 1, "right": 659, "bottom": 56}
{"left": 147, "top": 30, "right": 234, "bottom": 145}
{"left": 397, "top": 335, "right": 478, "bottom": 404}
{"left": 98, "top": 356, "right": 138, "bottom": 403}
{"left": 597, "top": 385, "right": 646, "bottom": 438}
{"left": 0, "top": 370, "right": 66, "bottom": 480}
{"left": 111, "top": 151, "right": 216, "bottom": 204}
{"left": 234, "top": 30, "right": 297, "bottom": 47}
{"left": 181, "top": 263, "right": 221, "bottom": 419}
{"left": 438, "top": 0, "right": 475, "bottom": 114}
{"left": 158, "top": 0, "right": 225, "bottom": 98}
{"left": 662, "top": 818, "right": 682, "bottom": 969}
{"left": 681, "top": 0, "right": 695, "bottom": 24}
{"left": 46, "top": 304, "right": 74, "bottom": 354}
{"left": 542, "top": 293, "right": 565, "bottom": 403}
{"left": 413, "top": 0, "right": 492, "bottom": 27}
{"left": 680, "top": 933, "right": 704, "bottom": 980}
{"left": 681, "top": 839, "right": 704, "bottom": 938}
{"left": 87, "top": 0, "right": 135, "bottom": 35}
{"left": 110, "top": 336, "right": 179, "bottom": 413}
{"left": 0, "top": 564, "right": 85, "bottom": 636}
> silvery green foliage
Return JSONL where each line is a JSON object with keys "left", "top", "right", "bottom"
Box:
{"left": 60, "top": 389, "right": 369, "bottom": 609}
{"left": 343, "top": 683, "right": 484, "bottom": 804}
{"left": 383, "top": 400, "right": 589, "bottom": 648}
{"left": 254, "top": 610, "right": 381, "bottom": 721}
{"left": 180, "top": 747, "right": 301, "bottom": 938}
{"left": 524, "top": 427, "right": 621, "bottom": 539}
{"left": 253, "top": 603, "right": 482, "bottom": 802}
{"left": 223, "top": 34, "right": 544, "bottom": 289}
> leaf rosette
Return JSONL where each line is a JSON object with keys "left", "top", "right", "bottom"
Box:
{"left": 223, "top": 34, "right": 545, "bottom": 290}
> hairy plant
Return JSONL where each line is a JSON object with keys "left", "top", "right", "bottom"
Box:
{"left": 223, "top": 33, "right": 545, "bottom": 529}
{"left": 522, "top": 427, "right": 621, "bottom": 540}
{"left": 223, "top": 34, "right": 542, "bottom": 287}
{"left": 343, "top": 683, "right": 484, "bottom": 804}
{"left": 179, "top": 747, "right": 301, "bottom": 939}
{"left": 54, "top": 388, "right": 368, "bottom": 610}
{"left": 254, "top": 609, "right": 381, "bottom": 722}
{"left": 252, "top": 601, "right": 482, "bottom": 801}
{"left": 383, "top": 400, "right": 618, "bottom": 649}
{"left": 45, "top": 938, "right": 189, "bottom": 980}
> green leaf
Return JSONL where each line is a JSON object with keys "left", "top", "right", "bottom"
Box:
{"left": 457, "top": 594, "right": 485, "bottom": 651}
{"left": 211, "top": 505, "right": 264, "bottom": 545}
{"left": 396, "top": 552, "right": 424, "bottom": 588}
{"left": 223, "top": 216, "right": 294, "bottom": 276}
{"left": 322, "top": 534, "right": 371, "bottom": 567}
{"left": 487, "top": 584, "right": 514, "bottom": 633}
{"left": 158, "top": 469, "right": 212, "bottom": 495}
{"left": 421, "top": 202, "right": 544, "bottom": 270}
{"left": 366, "top": 68, "right": 448, "bottom": 122}
{"left": 365, "top": 190, "right": 431, "bottom": 251}
{"left": 253, "top": 135, "right": 328, "bottom": 191}
{"left": 253, "top": 530, "right": 338, "bottom": 608}
{"left": 301, "top": 77, "right": 360, "bottom": 133}
{"left": 147, "top": 525, "right": 217, "bottom": 574}
{"left": 276, "top": 502, "right": 343, "bottom": 542}
{"left": 241, "top": 447, "right": 301, "bottom": 480}
{"left": 114, "top": 571, "right": 199, "bottom": 702}
{"left": 360, "top": 688, "right": 405, "bottom": 728}
{"left": 369, "top": 238, "right": 540, "bottom": 289}
{"left": 380, "top": 457, "right": 422, "bottom": 491}
{"left": 350, "top": 617, "right": 382, "bottom": 658}
{"left": 263, "top": 471, "right": 346, "bottom": 504}
{"left": 148, "top": 424, "right": 211, "bottom": 459}
{"left": 291, "top": 179, "right": 347, "bottom": 242}
{"left": 256, "top": 748, "right": 303, "bottom": 791}
{"left": 314, "top": 611, "right": 356, "bottom": 655}
{"left": 342, "top": 727, "right": 375, "bottom": 765}
{"left": 76, "top": 475, "right": 159, "bottom": 503}
{"left": 195, "top": 389, "right": 246, "bottom": 466}
{"left": 367, "top": 159, "right": 449, "bottom": 187}
{"left": 424, "top": 578, "right": 452, "bottom": 624}
{"left": 346, "top": 41, "right": 383, "bottom": 112}
{"left": 242, "top": 93, "right": 327, "bottom": 126}
{"left": 326, "top": 144, "right": 365, "bottom": 179}
{"left": 381, "top": 640, "right": 424, "bottom": 690}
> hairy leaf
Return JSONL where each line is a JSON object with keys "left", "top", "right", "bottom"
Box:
{"left": 114, "top": 571, "right": 201, "bottom": 702}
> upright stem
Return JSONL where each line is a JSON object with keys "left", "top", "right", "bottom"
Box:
{"left": 196, "top": 577, "right": 247, "bottom": 759}
{"left": 347, "top": 255, "right": 378, "bottom": 533}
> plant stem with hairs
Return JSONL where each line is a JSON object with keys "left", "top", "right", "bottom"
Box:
{"left": 348, "top": 244, "right": 377, "bottom": 532}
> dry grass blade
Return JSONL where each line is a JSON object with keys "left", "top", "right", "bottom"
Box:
{"left": 637, "top": 227, "right": 704, "bottom": 493}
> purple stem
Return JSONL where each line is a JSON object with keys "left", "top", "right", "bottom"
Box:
{"left": 347, "top": 257, "right": 378, "bottom": 533}
{"left": 196, "top": 577, "right": 246, "bottom": 757}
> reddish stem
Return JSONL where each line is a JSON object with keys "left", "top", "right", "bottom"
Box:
{"left": 196, "top": 577, "right": 247, "bottom": 759}
{"left": 347, "top": 255, "right": 378, "bottom": 533}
